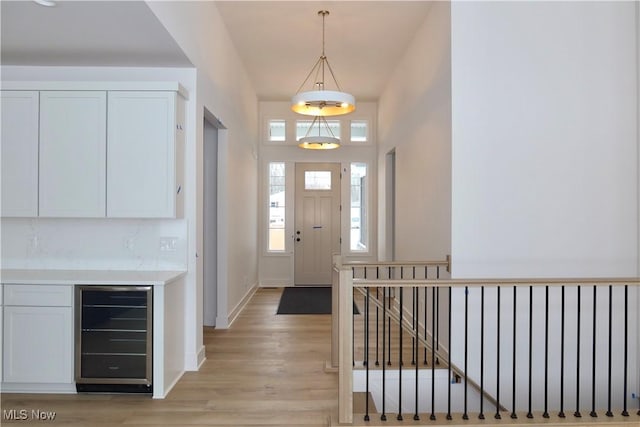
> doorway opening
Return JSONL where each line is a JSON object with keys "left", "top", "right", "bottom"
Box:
{"left": 385, "top": 150, "right": 396, "bottom": 261}
{"left": 203, "top": 110, "right": 225, "bottom": 327}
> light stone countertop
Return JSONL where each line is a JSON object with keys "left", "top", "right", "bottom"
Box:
{"left": 0, "top": 269, "right": 186, "bottom": 286}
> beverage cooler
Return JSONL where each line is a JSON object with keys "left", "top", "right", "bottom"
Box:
{"left": 75, "top": 286, "right": 152, "bottom": 393}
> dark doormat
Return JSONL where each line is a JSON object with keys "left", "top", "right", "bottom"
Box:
{"left": 276, "top": 286, "right": 360, "bottom": 315}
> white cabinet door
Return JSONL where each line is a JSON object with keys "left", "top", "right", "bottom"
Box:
{"left": 107, "top": 91, "right": 181, "bottom": 218}
{"left": 1, "top": 91, "right": 39, "bottom": 217}
{"left": 3, "top": 305, "right": 73, "bottom": 384}
{"left": 39, "top": 91, "right": 106, "bottom": 217}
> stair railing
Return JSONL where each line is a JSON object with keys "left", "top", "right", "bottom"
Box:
{"left": 334, "top": 258, "right": 640, "bottom": 425}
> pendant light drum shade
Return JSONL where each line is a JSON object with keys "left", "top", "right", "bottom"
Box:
{"left": 291, "top": 10, "right": 355, "bottom": 117}
{"left": 292, "top": 90, "right": 355, "bottom": 116}
{"left": 298, "top": 136, "right": 341, "bottom": 150}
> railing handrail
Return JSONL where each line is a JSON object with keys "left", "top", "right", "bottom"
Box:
{"left": 352, "top": 277, "right": 640, "bottom": 288}
{"left": 343, "top": 260, "right": 450, "bottom": 267}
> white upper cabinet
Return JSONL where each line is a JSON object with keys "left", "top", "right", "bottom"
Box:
{"left": 39, "top": 91, "right": 107, "bottom": 217}
{"left": 1, "top": 91, "right": 39, "bottom": 217}
{"left": 107, "top": 91, "right": 184, "bottom": 218}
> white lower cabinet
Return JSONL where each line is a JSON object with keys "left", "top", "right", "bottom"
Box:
{"left": 2, "top": 285, "right": 74, "bottom": 392}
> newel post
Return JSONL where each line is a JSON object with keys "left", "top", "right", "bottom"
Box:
{"left": 329, "top": 254, "right": 342, "bottom": 370}
{"left": 338, "top": 264, "right": 354, "bottom": 424}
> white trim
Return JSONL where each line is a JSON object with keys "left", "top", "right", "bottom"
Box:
{"left": 1, "top": 81, "right": 189, "bottom": 99}
{"left": 224, "top": 282, "right": 259, "bottom": 328}
{"left": 0, "top": 383, "right": 76, "bottom": 394}
{"left": 152, "top": 371, "right": 184, "bottom": 400}
{"left": 196, "top": 346, "right": 206, "bottom": 369}
{"left": 259, "top": 280, "right": 291, "bottom": 287}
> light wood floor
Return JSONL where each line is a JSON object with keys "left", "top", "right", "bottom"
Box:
{"left": 1, "top": 288, "right": 338, "bottom": 426}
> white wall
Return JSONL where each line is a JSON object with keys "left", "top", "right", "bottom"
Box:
{"left": 376, "top": 1, "right": 452, "bottom": 355}
{"left": 146, "top": 3, "right": 259, "bottom": 355}
{"left": 448, "top": 0, "right": 639, "bottom": 411}
{"left": 377, "top": 1, "right": 452, "bottom": 263}
{"left": 450, "top": 1, "right": 639, "bottom": 279}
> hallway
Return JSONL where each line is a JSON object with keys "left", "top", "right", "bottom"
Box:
{"left": 1, "top": 288, "right": 339, "bottom": 426}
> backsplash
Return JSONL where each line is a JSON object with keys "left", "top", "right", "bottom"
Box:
{"left": 0, "top": 218, "right": 188, "bottom": 271}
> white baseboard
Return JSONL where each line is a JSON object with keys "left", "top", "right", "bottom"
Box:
{"left": 153, "top": 370, "right": 184, "bottom": 399}
{"left": 184, "top": 345, "right": 206, "bottom": 371}
{"left": 227, "top": 282, "right": 258, "bottom": 328}
{"left": 259, "top": 279, "right": 291, "bottom": 287}
{"left": 0, "top": 382, "right": 76, "bottom": 394}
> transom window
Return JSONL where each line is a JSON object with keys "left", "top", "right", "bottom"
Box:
{"left": 296, "top": 120, "right": 340, "bottom": 141}
{"left": 350, "top": 120, "right": 368, "bottom": 142}
{"left": 268, "top": 120, "right": 286, "bottom": 142}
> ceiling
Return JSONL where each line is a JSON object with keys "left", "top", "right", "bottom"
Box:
{"left": 0, "top": 1, "right": 192, "bottom": 67}
{"left": 1, "top": 1, "right": 433, "bottom": 102}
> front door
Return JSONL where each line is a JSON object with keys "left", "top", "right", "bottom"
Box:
{"left": 294, "top": 163, "right": 341, "bottom": 285}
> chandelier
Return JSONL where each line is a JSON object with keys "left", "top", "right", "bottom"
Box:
{"left": 298, "top": 116, "right": 340, "bottom": 150}
{"left": 291, "top": 10, "right": 356, "bottom": 117}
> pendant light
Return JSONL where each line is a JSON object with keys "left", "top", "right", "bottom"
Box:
{"left": 291, "top": 10, "right": 355, "bottom": 117}
{"left": 298, "top": 116, "right": 340, "bottom": 150}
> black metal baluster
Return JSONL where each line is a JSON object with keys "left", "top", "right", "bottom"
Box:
{"left": 414, "top": 288, "right": 420, "bottom": 421}
{"left": 381, "top": 286, "right": 387, "bottom": 421}
{"left": 365, "top": 286, "right": 370, "bottom": 421}
{"left": 363, "top": 268, "right": 368, "bottom": 367}
{"left": 388, "top": 267, "right": 392, "bottom": 366}
{"left": 479, "top": 286, "right": 485, "bottom": 420}
{"left": 590, "top": 286, "right": 597, "bottom": 418}
{"left": 511, "top": 286, "right": 517, "bottom": 419}
{"left": 430, "top": 286, "right": 436, "bottom": 421}
{"left": 424, "top": 266, "right": 428, "bottom": 365}
{"left": 622, "top": 285, "right": 629, "bottom": 417}
{"left": 412, "top": 267, "right": 416, "bottom": 366}
{"left": 412, "top": 286, "right": 416, "bottom": 366}
{"left": 495, "top": 286, "right": 502, "bottom": 420}
{"left": 375, "top": 268, "right": 380, "bottom": 366}
{"left": 352, "top": 267, "right": 355, "bottom": 367}
{"left": 559, "top": 286, "right": 566, "bottom": 418}
{"left": 527, "top": 286, "right": 533, "bottom": 419}
{"left": 398, "top": 286, "right": 403, "bottom": 421}
{"left": 436, "top": 267, "right": 440, "bottom": 365}
{"left": 543, "top": 286, "right": 549, "bottom": 418}
{"left": 463, "top": 286, "right": 469, "bottom": 420}
{"left": 575, "top": 285, "right": 582, "bottom": 418}
{"left": 606, "top": 285, "right": 613, "bottom": 417}
{"left": 424, "top": 286, "right": 428, "bottom": 365}
{"left": 446, "top": 286, "right": 452, "bottom": 421}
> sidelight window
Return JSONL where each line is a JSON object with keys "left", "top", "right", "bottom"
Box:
{"left": 268, "top": 162, "right": 286, "bottom": 251}
{"left": 350, "top": 163, "right": 368, "bottom": 251}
